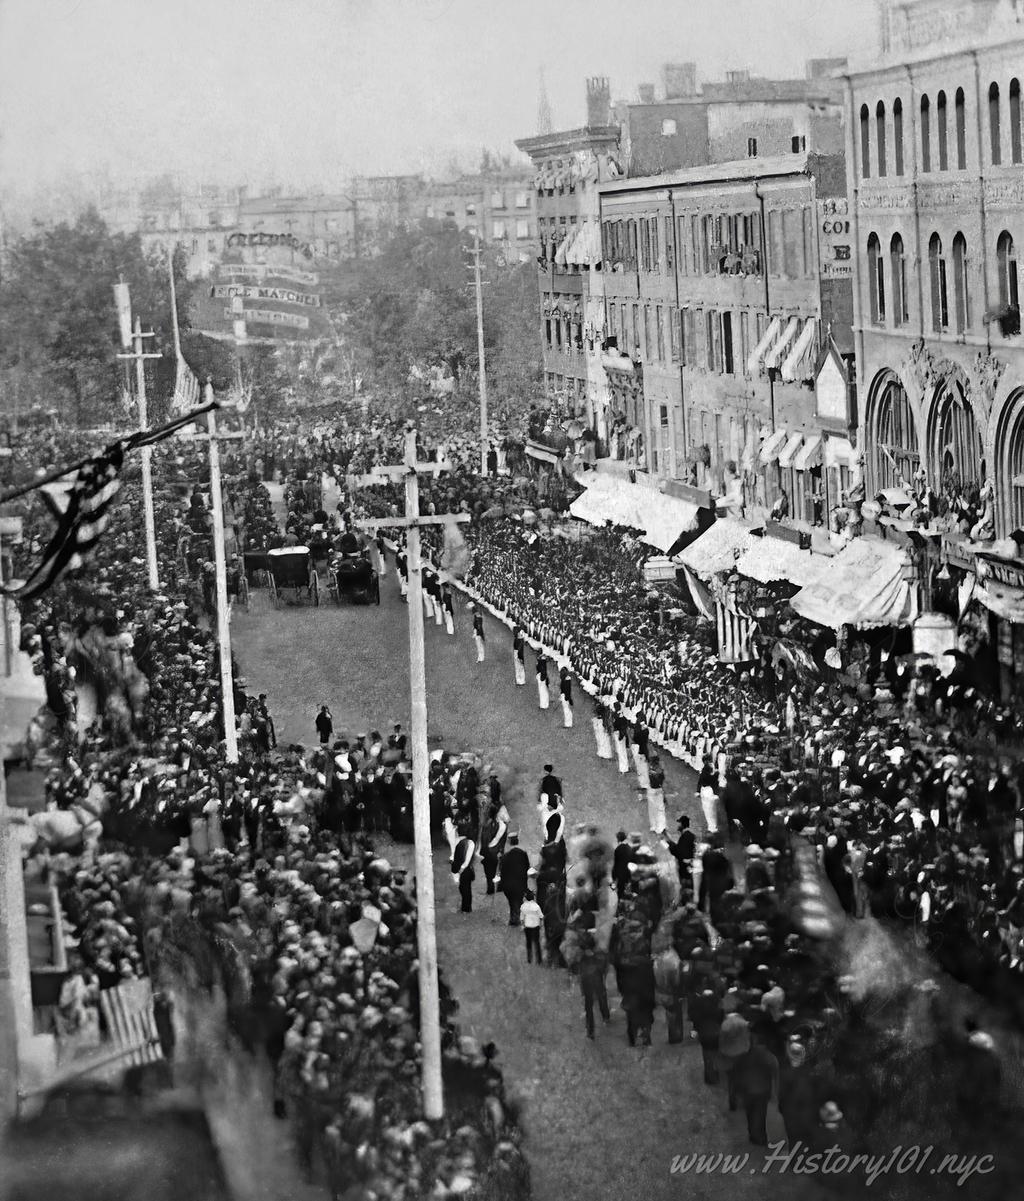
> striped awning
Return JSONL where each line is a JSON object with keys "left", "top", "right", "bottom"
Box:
{"left": 794, "top": 434, "right": 823, "bottom": 471}
{"left": 781, "top": 318, "right": 818, "bottom": 382}
{"left": 759, "top": 429, "right": 788, "bottom": 464}
{"left": 746, "top": 316, "right": 781, "bottom": 375}
{"left": 777, "top": 432, "right": 804, "bottom": 470}
{"left": 764, "top": 316, "right": 800, "bottom": 370}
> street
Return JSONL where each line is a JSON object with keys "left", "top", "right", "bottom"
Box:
{"left": 233, "top": 562, "right": 825, "bottom": 1201}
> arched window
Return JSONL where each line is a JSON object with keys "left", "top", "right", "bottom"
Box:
{"left": 860, "top": 104, "right": 871, "bottom": 178}
{"left": 890, "top": 233, "right": 908, "bottom": 326}
{"left": 937, "top": 91, "right": 948, "bottom": 170}
{"left": 955, "top": 88, "right": 967, "bottom": 169}
{"left": 952, "top": 232, "right": 969, "bottom": 333}
{"left": 893, "top": 98, "right": 904, "bottom": 175}
{"left": 921, "top": 94, "right": 932, "bottom": 171}
{"left": 997, "top": 230, "right": 1019, "bottom": 313}
{"left": 1011, "top": 78, "right": 1022, "bottom": 164}
{"left": 870, "top": 376, "right": 919, "bottom": 492}
{"left": 930, "top": 375, "right": 984, "bottom": 492}
{"left": 990, "top": 82, "right": 1001, "bottom": 165}
{"left": 999, "top": 390, "right": 1024, "bottom": 533}
{"left": 876, "top": 101, "right": 887, "bottom": 176}
{"left": 867, "top": 233, "right": 886, "bottom": 323}
{"left": 929, "top": 233, "right": 948, "bottom": 331}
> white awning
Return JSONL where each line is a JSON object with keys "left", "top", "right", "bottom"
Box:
{"left": 759, "top": 428, "right": 788, "bottom": 464}
{"left": 746, "top": 316, "right": 781, "bottom": 375}
{"left": 790, "top": 537, "right": 915, "bottom": 629}
{"left": 675, "top": 518, "right": 756, "bottom": 579}
{"left": 824, "top": 436, "right": 856, "bottom": 469}
{"left": 632, "top": 490, "right": 700, "bottom": 552}
{"left": 764, "top": 317, "right": 800, "bottom": 370}
{"left": 569, "top": 476, "right": 697, "bottom": 550}
{"left": 780, "top": 317, "right": 818, "bottom": 382}
{"left": 734, "top": 536, "right": 826, "bottom": 587}
{"left": 777, "top": 432, "right": 804, "bottom": 470}
{"left": 794, "top": 434, "right": 823, "bottom": 471}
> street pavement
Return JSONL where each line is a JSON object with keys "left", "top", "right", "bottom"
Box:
{"left": 233, "top": 563, "right": 826, "bottom": 1201}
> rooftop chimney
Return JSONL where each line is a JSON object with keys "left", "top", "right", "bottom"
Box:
{"left": 586, "top": 76, "right": 611, "bottom": 127}
{"left": 663, "top": 62, "right": 697, "bottom": 99}
{"left": 637, "top": 83, "right": 656, "bottom": 104}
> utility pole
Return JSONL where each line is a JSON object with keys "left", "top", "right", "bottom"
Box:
{"left": 470, "top": 233, "right": 489, "bottom": 475}
{"left": 115, "top": 298, "right": 161, "bottom": 591}
{"left": 194, "top": 380, "right": 243, "bottom": 763}
{"left": 351, "top": 425, "right": 471, "bottom": 1120}
{"left": 0, "top": 547, "right": 33, "bottom": 1120}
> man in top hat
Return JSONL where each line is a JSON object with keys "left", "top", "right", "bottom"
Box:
{"left": 315, "top": 705, "right": 334, "bottom": 746}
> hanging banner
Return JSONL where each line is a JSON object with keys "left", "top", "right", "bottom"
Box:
{"left": 112, "top": 282, "right": 133, "bottom": 349}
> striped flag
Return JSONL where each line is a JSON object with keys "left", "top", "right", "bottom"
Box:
{"left": 171, "top": 352, "right": 201, "bottom": 415}
{"left": 2, "top": 403, "right": 217, "bottom": 601}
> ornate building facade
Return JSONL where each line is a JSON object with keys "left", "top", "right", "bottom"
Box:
{"left": 515, "top": 86, "right": 623, "bottom": 439}
{"left": 844, "top": 0, "right": 1024, "bottom": 696}
{"left": 846, "top": 0, "right": 1023, "bottom": 535}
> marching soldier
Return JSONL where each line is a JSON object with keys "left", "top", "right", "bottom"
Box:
{"left": 512, "top": 625, "right": 527, "bottom": 686}
{"left": 470, "top": 603, "right": 486, "bottom": 662}
{"left": 559, "top": 666, "right": 574, "bottom": 728}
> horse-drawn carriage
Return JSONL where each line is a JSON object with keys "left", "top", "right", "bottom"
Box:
{"left": 267, "top": 546, "right": 321, "bottom": 608}
{"left": 328, "top": 551, "right": 380, "bottom": 605}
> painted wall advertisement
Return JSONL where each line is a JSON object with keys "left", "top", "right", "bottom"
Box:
{"left": 817, "top": 198, "right": 852, "bottom": 280}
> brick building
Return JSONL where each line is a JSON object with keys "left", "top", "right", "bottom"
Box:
{"left": 424, "top": 169, "right": 537, "bottom": 259}
{"left": 598, "top": 152, "right": 855, "bottom": 528}
{"left": 613, "top": 61, "right": 846, "bottom": 179}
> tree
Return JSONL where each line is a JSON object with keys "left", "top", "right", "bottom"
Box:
{"left": 323, "top": 219, "right": 542, "bottom": 433}
{"left": 0, "top": 208, "right": 200, "bottom": 427}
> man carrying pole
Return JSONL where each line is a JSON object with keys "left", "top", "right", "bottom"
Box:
{"left": 351, "top": 423, "right": 471, "bottom": 1121}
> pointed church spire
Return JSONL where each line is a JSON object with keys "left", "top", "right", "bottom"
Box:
{"left": 537, "top": 67, "right": 553, "bottom": 135}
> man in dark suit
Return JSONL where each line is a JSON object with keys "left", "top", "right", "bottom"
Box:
{"left": 663, "top": 815, "right": 697, "bottom": 889}
{"left": 451, "top": 832, "right": 476, "bottom": 914}
{"left": 538, "top": 764, "right": 562, "bottom": 806}
{"left": 612, "top": 830, "right": 635, "bottom": 892}
{"left": 499, "top": 834, "right": 530, "bottom": 925}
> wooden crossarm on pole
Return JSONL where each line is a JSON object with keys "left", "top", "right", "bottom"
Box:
{"left": 353, "top": 513, "right": 471, "bottom": 534}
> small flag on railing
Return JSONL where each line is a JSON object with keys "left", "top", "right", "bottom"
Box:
{"left": 1, "top": 403, "right": 218, "bottom": 601}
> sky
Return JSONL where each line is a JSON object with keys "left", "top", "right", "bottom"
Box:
{"left": 0, "top": 0, "right": 879, "bottom": 198}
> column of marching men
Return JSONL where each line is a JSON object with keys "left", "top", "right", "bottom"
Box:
{"left": 374, "top": 537, "right": 1011, "bottom": 1162}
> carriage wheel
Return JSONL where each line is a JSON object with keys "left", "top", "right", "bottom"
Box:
{"left": 374, "top": 578, "right": 381, "bottom": 605}
{"left": 312, "top": 573, "right": 320, "bottom": 607}
{"left": 269, "top": 576, "right": 279, "bottom": 609}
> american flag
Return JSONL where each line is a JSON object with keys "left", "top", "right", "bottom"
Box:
{"left": 171, "top": 351, "right": 201, "bottom": 415}
{"left": 2, "top": 404, "right": 217, "bottom": 601}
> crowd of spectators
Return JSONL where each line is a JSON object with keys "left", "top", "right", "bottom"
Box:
{"left": 459, "top": 517, "right": 1024, "bottom": 1030}
{"left": 3, "top": 424, "right": 529, "bottom": 1199}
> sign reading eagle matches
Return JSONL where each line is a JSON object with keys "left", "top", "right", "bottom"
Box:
{"left": 195, "top": 259, "right": 329, "bottom": 342}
